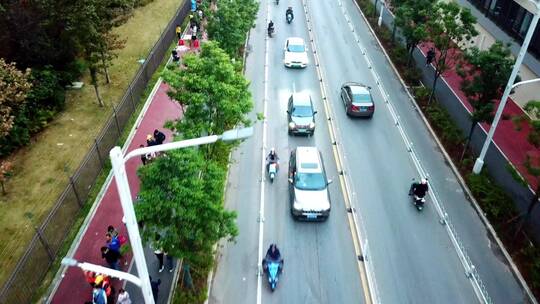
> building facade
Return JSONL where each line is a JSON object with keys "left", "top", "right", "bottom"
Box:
{"left": 467, "top": 0, "right": 540, "bottom": 58}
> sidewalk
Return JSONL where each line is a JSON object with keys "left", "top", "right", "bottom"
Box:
{"left": 48, "top": 50, "right": 194, "bottom": 303}
{"left": 418, "top": 43, "right": 538, "bottom": 190}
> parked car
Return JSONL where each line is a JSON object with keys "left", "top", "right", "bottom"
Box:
{"left": 288, "top": 147, "right": 332, "bottom": 221}
{"left": 340, "top": 82, "right": 375, "bottom": 118}
{"left": 287, "top": 92, "right": 317, "bottom": 136}
{"left": 283, "top": 37, "right": 309, "bottom": 68}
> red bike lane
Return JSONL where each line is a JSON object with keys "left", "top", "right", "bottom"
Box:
{"left": 419, "top": 44, "right": 538, "bottom": 190}
{"left": 50, "top": 82, "right": 183, "bottom": 303}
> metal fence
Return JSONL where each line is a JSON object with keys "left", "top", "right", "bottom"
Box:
{"left": 0, "top": 2, "right": 190, "bottom": 303}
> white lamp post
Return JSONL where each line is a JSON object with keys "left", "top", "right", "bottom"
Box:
{"left": 108, "top": 127, "right": 253, "bottom": 303}
{"left": 472, "top": 0, "right": 540, "bottom": 174}
{"left": 62, "top": 258, "right": 143, "bottom": 286}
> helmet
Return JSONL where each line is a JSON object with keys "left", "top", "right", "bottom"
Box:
{"left": 421, "top": 178, "right": 428, "bottom": 185}
{"left": 270, "top": 148, "right": 275, "bottom": 155}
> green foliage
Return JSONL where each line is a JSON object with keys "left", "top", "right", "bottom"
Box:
{"left": 136, "top": 148, "right": 238, "bottom": 263}
{"left": 394, "top": 0, "right": 433, "bottom": 64}
{"left": 520, "top": 244, "right": 540, "bottom": 289}
{"left": 523, "top": 100, "right": 540, "bottom": 148}
{"left": 403, "top": 67, "right": 422, "bottom": 85}
{"left": 162, "top": 42, "right": 253, "bottom": 159}
{"left": 390, "top": 45, "right": 408, "bottom": 67}
{"left": 425, "top": 2, "right": 477, "bottom": 103}
{"left": 206, "top": 0, "right": 259, "bottom": 58}
{"left": 414, "top": 86, "right": 431, "bottom": 103}
{"left": 467, "top": 172, "right": 516, "bottom": 222}
{"left": 425, "top": 103, "right": 463, "bottom": 145}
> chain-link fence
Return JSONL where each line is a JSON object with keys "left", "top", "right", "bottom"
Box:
{"left": 0, "top": 2, "right": 190, "bottom": 303}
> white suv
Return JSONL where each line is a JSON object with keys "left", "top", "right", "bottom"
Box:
{"left": 288, "top": 147, "right": 332, "bottom": 221}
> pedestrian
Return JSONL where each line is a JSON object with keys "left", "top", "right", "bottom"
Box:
{"left": 140, "top": 144, "right": 148, "bottom": 165}
{"left": 149, "top": 276, "right": 161, "bottom": 302}
{"left": 146, "top": 134, "right": 157, "bottom": 146}
{"left": 101, "top": 246, "right": 120, "bottom": 270}
{"left": 117, "top": 288, "right": 131, "bottom": 304}
{"left": 172, "top": 50, "right": 180, "bottom": 62}
{"left": 198, "top": 9, "right": 203, "bottom": 19}
{"left": 107, "top": 225, "right": 118, "bottom": 238}
{"left": 153, "top": 234, "right": 165, "bottom": 272}
{"left": 165, "top": 252, "right": 174, "bottom": 272}
{"left": 154, "top": 129, "right": 166, "bottom": 145}
{"left": 175, "top": 24, "right": 182, "bottom": 40}
{"left": 84, "top": 270, "right": 96, "bottom": 287}
{"left": 92, "top": 275, "right": 108, "bottom": 304}
{"left": 426, "top": 47, "right": 435, "bottom": 66}
{"left": 191, "top": 24, "right": 197, "bottom": 41}
{"left": 106, "top": 232, "right": 121, "bottom": 253}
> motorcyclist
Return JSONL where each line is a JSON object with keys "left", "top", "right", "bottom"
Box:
{"left": 267, "top": 20, "right": 275, "bottom": 36}
{"left": 409, "top": 178, "right": 429, "bottom": 198}
{"left": 262, "top": 243, "right": 283, "bottom": 273}
{"left": 286, "top": 7, "right": 294, "bottom": 21}
{"left": 266, "top": 148, "right": 279, "bottom": 171}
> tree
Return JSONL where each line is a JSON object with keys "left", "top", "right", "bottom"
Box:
{"left": 0, "top": 59, "right": 32, "bottom": 137}
{"left": 457, "top": 41, "right": 514, "bottom": 161}
{"left": 206, "top": 0, "right": 258, "bottom": 58}
{"left": 162, "top": 42, "right": 253, "bottom": 159}
{"left": 394, "top": 0, "right": 433, "bottom": 66}
{"left": 511, "top": 100, "right": 540, "bottom": 237}
{"left": 135, "top": 148, "right": 238, "bottom": 263}
{"left": 425, "top": 2, "right": 477, "bottom": 104}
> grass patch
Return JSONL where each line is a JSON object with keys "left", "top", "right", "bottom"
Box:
{"left": 0, "top": 0, "right": 182, "bottom": 288}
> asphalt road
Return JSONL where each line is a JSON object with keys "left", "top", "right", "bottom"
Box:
{"left": 209, "top": 0, "right": 526, "bottom": 303}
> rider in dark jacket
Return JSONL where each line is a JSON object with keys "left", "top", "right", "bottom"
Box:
{"left": 409, "top": 178, "right": 429, "bottom": 198}
{"left": 263, "top": 244, "right": 283, "bottom": 273}
{"left": 286, "top": 7, "right": 294, "bottom": 20}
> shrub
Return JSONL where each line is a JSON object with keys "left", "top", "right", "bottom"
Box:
{"left": 414, "top": 87, "right": 430, "bottom": 104}
{"left": 390, "top": 45, "right": 408, "bottom": 67}
{"left": 403, "top": 67, "right": 422, "bottom": 85}
{"left": 520, "top": 244, "right": 540, "bottom": 289}
{"left": 425, "top": 103, "right": 463, "bottom": 145}
{"left": 467, "top": 172, "right": 516, "bottom": 222}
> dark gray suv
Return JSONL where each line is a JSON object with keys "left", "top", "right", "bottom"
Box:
{"left": 287, "top": 92, "right": 317, "bottom": 136}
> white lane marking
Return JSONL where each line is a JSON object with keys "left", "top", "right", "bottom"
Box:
{"left": 337, "top": 0, "right": 488, "bottom": 302}
{"left": 256, "top": 1, "right": 271, "bottom": 304}
{"left": 292, "top": 81, "right": 296, "bottom": 93}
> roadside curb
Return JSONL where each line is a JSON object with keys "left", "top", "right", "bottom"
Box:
{"left": 351, "top": 0, "right": 536, "bottom": 302}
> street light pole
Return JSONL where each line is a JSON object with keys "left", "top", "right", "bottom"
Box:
{"left": 108, "top": 127, "right": 253, "bottom": 303}
{"left": 110, "top": 147, "right": 155, "bottom": 304}
{"left": 472, "top": 6, "right": 540, "bottom": 174}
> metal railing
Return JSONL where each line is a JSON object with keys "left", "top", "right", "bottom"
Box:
{"left": 0, "top": 2, "right": 190, "bottom": 303}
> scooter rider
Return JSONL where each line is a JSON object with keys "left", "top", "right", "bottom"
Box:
{"left": 268, "top": 20, "right": 274, "bottom": 33}
{"left": 409, "top": 178, "right": 429, "bottom": 198}
{"left": 266, "top": 148, "right": 279, "bottom": 171}
{"left": 262, "top": 243, "right": 283, "bottom": 273}
{"left": 286, "top": 7, "right": 294, "bottom": 21}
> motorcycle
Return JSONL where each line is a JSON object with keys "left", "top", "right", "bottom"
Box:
{"left": 411, "top": 194, "right": 426, "bottom": 211}
{"left": 267, "top": 261, "right": 280, "bottom": 291}
{"left": 275, "top": 0, "right": 279, "bottom": 4}
{"left": 286, "top": 13, "right": 293, "bottom": 24}
{"left": 268, "top": 162, "right": 278, "bottom": 182}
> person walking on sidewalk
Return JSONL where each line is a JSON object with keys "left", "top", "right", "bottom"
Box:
{"left": 150, "top": 276, "right": 161, "bottom": 302}
{"left": 165, "top": 252, "right": 174, "bottom": 272}
{"left": 426, "top": 47, "right": 435, "bottom": 67}
{"left": 154, "top": 129, "right": 166, "bottom": 145}
{"left": 101, "top": 246, "right": 120, "bottom": 270}
{"left": 175, "top": 24, "right": 182, "bottom": 40}
{"left": 152, "top": 234, "right": 165, "bottom": 272}
{"left": 117, "top": 288, "right": 131, "bottom": 304}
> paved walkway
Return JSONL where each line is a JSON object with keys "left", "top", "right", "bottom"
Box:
{"left": 48, "top": 47, "right": 196, "bottom": 303}
{"left": 418, "top": 43, "right": 538, "bottom": 190}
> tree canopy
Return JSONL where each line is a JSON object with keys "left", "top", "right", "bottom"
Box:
{"left": 394, "top": 0, "right": 433, "bottom": 66}
{"left": 162, "top": 41, "right": 253, "bottom": 160}
{"left": 0, "top": 59, "right": 32, "bottom": 137}
{"left": 135, "top": 148, "right": 238, "bottom": 262}
{"left": 206, "top": 0, "right": 259, "bottom": 58}
{"left": 426, "top": 2, "right": 477, "bottom": 103}
{"left": 458, "top": 41, "right": 514, "bottom": 159}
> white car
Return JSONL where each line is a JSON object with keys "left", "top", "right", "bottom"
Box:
{"left": 283, "top": 37, "right": 309, "bottom": 68}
